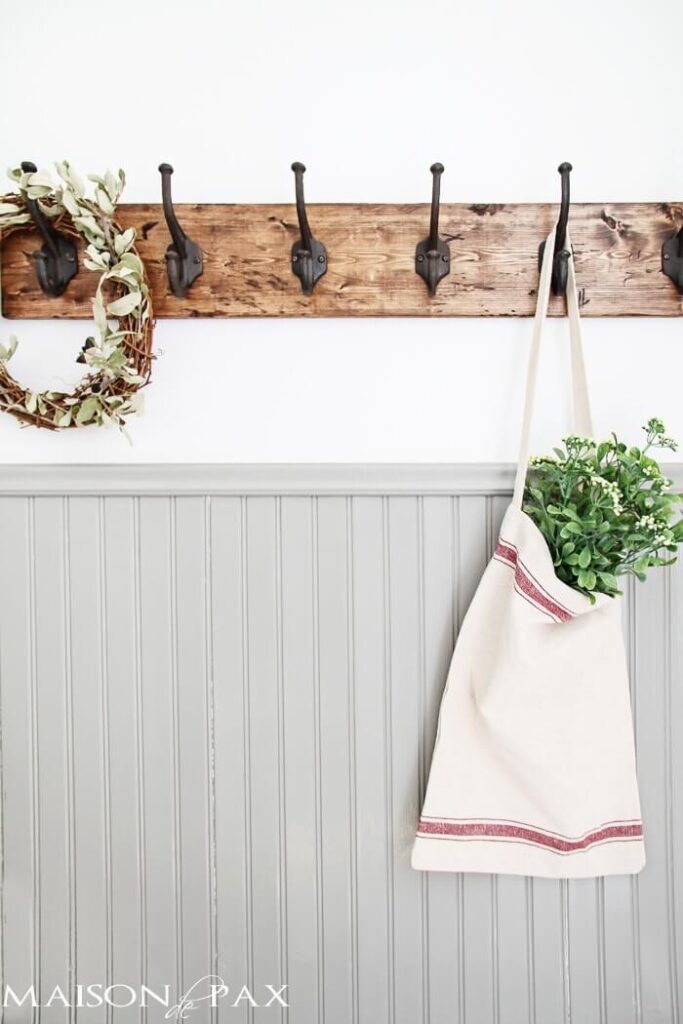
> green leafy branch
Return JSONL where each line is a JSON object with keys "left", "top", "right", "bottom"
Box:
{"left": 524, "top": 419, "right": 683, "bottom": 601}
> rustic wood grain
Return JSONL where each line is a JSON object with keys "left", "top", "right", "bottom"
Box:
{"left": 2, "top": 202, "right": 683, "bottom": 318}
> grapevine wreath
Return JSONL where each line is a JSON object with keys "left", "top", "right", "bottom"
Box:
{"left": 0, "top": 162, "right": 153, "bottom": 431}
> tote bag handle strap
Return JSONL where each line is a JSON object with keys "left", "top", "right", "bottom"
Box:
{"left": 512, "top": 227, "right": 594, "bottom": 509}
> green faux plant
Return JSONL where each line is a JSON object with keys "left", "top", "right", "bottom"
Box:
{"left": 523, "top": 418, "right": 683, "bottom": 601}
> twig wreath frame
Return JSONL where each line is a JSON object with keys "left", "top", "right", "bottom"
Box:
{"left": 0, "top": 162, "right": 153, "bottom": 431}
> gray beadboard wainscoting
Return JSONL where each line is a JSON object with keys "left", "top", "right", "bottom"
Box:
{"left": 0, "top": 464, "right": 682, "bottom": 1024}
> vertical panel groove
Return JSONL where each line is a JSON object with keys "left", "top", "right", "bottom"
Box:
{"left": 0, "top": 554, "right": 4, "bottom": 1011}
{"left": 628, "top": 577, "right": 643, "bottom": 1024}
{"left": 98, "top": 497, "right": 114, "bottom": 1024}
{"left": 169, "top": 497, "right": 184, "bottom": 997}
{"left": 486, "top": 498, "right": 501, "bottom": 1024}
{"left": 561, "top": 881, "right": 571, "bottom": 1023}
{"left": 452, "top": 495, "right": 465, "bottom": 1024}
{"left": 597, "top": 879, "right": 607, "bottom": 1024}
{"left": 133, "top": 497, "right": 148, "bottom": 1024}
{"left": 311, "top": 498, "right": 325, "bottom": 1024}
{"left": 417, "top": 497, "right": 430, "bottom": 1024}
{"left": 526, "top": 879, "right": 537, "bottom": 1024}
{"left": 381, "top": 498, "right": 396, "bottom": 1024}
{"left": 28, "top": 497, "right": 41, "bottom": 1021}
{"left": 664, "top": 568, "right": 680, "bottom": 1024}
{"left": 345, "top": 497, "right": 359, "bottom": 1024}
{"left": 204, "top": 496, "right": 218, "bottom": 1023}
{"left": 274, "top": 497, "right": 288, "bottom": 1024}
{"left": 240, "top": 497, "right": 255, "bottom": 1022}
{"left": 62, "top": 499, "right": 76, "bottom": 1021}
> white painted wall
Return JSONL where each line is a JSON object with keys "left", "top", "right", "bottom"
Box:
{"left": 1, "top": 0, "right": 682, "bottom": 464}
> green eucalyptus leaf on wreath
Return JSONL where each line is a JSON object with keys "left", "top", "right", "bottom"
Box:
{"left": 0, "top": 335, "right": 18, "bottom": 362}
{"left": 55, "top": 160, "right": 85, "bottom": 197}
{"left": 107, "top": 291, "right": 141, "bottom": 317}
{"left": 104, "top": 169, "right": 123, "bottom": 204}
{"left": 60, "top": 189, "right": 81, "bottom": 217}
{"left": 26, "top": 168, "right": 54, "bottom": 189}
{"left": 117, "top": 251, "right": 143, "bottom": 276}
{"left": 87, "top": 244, "right": 110, "bottom": 269}
{"left": 73, "top": 214, "right": 105, "bottom": 240}
{"left": 0, "top": 212, "right": 31, "bottom": 227}
{"left": 75, "top": 396, "right": 100, "bottom": 424}
{"left": 93, "top": 293, "right": 108, "bottom": 334}
{"left": 26, "top": 184, "right": 52, "bottom": 200}
{"left": 95, "top": 187, "right": 115, "bottom": 215}
{"left": 114, "top": 227, "right": 135, "bottom": 256}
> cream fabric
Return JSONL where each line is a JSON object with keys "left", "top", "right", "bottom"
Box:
{"left": 411, "top": 229, "right": 645, "bottom": 879}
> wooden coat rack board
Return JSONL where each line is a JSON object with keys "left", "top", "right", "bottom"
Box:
{"left": 2, "top": 201, "right": 683, "bottom": 318}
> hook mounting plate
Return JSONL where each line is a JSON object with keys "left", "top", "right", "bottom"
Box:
{"left": 165, "top": 237, "right": 203, "bottom": 298}
{"left": 291, "top": 238, "right": 327, "bottom": 295}
{"left": 31, "top": 232, "right": 78, "bottom": 298}
{"left": 662, "top": 230, "right": 683, "bottom": 293}
{"left": 415, "top": 238, "right": 450, "bottom": 296}
{"left": 538, "top": 239, "right": 571, "bottom": 296}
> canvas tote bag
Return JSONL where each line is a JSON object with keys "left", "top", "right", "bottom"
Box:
{"left": 411, "top": 228, "right": 645, "bottom": 879}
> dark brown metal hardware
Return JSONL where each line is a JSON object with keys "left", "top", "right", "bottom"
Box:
{"left": 158, "top": 163, "right": 203, "bottom": 298}
{"left": 415, "top": 162, "right": 450, "bottom": 296}
{"left": 290, "top": 162, "right": 327, "bottom": 295}
{"left": 662, "top": 227, "right": 683, "bottom": 293}
{"left": 538, "top": 161, "right": 572, "bottom": 296}
{"left": 19, "top": 160, "right": 78, "bottom": 297}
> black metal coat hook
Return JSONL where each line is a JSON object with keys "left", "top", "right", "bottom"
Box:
{"left": 662, "top": 224, "right": 683, "bottom": 293}
{"left": 415, "top": 163, "right": 450, "bottom": 296}
{"left": 20, "top": 161, "right": 78, "bottom": 297}
{"left": 158, "top": 163, "right": 203, "bottom": 298}
{"left": 290, "top": 163, "right": 327, "bottom": 295}
{"left": 538, "top": 161, "right": 573, "bottom": 296}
